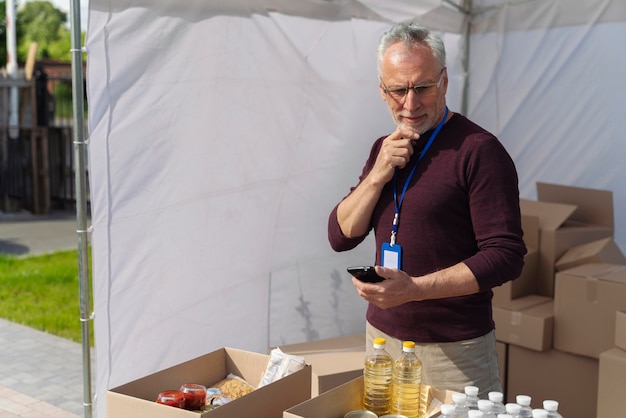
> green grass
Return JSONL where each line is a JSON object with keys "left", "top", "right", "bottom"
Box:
{"left": 0, "top": 249, "right": 93, "bottom": 345}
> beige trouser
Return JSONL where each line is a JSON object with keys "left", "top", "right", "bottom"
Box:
{"left": 366, "top": 321, "right": 502, "bottom": 398}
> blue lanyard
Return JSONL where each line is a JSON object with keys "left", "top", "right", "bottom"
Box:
{"left": 390, "top": 106, "right": 449, "bottom": 245}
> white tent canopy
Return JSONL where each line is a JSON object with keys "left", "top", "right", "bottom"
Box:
{"left": 85, "top": 0, "right": 626, "bottom": 415}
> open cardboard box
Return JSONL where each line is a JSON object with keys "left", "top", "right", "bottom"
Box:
{"left": 519, "top": 182, "right": 614, "bottom": 297}
{"left": 107, "top": 347, "right": 312, "bottom": 418}
{"left": 283, "top": 375, "right": 456, "bottom": 418}
{"left": 555, "top": 237, "right": 626, "bottom": 272}
{"left": 279, "top": 334, "right": 365, "bottom": 396}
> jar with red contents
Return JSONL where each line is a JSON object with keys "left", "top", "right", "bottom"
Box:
{"left": 156, "top": 390, "right": 185, "bottom": 408}
{"left": 179, "top": 383, "right": 207, "bottom": 410}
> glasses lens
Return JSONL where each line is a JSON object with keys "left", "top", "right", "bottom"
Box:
{"left": 388, "top": 88, "right": 408, "bottom": 100}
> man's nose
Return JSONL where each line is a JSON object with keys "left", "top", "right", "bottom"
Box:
{"left": 404, "top": 88, "right": 420, "bottom": 111}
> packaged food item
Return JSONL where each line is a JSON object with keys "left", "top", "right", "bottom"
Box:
{"left": 258, "top": 347, "right": 306, "bottom": 388}
{"left": 179, "top": 383, "right": 207, "bottom": 410}
{"left": 156, "top": 390, "right": 185, "bottom": 408}
{"left": 211, "top": 373, "right": 255, "bottom": 400}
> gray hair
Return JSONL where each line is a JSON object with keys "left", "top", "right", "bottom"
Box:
{"left": 377, "top": 22, "right": 446, "bottom": 75}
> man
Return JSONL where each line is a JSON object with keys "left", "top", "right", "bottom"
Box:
{"left": 327, "top": 22, "right": 526, "bottom": 395}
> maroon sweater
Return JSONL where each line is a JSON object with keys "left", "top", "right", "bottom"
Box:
{"left": 328, "top": 113, "right": 527, "bottom": 343}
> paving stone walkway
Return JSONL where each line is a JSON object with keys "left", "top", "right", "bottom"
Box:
{"left": 0, "top": 212, "right": 94, "bottom": 417}
{"left": 0, "top": 319, "right": 93, "bottom": 417}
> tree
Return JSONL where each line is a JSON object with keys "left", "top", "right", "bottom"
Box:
{"left": 0, "top": 0, "right": 10, "bottom": 68}
{"left": 16, "top": 1, "right": 69, "bottom": 62}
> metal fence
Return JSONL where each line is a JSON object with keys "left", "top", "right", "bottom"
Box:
{"left": 0, "top": 68, "right": 87, "bottom": 215}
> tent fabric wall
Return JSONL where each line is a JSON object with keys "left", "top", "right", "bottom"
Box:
{"left": 467, "top": 3, "right": 626, "bottom": 240}
{"left": 85, "top": 0, "right": 626, "bottom": 415}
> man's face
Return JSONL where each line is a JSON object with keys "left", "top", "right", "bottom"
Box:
{"left": 378, "top": 41, "right": 448, "bottom": 136}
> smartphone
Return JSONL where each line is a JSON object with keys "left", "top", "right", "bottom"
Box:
{"left": 347, "top": 266, "right": 385, "bottom": 283}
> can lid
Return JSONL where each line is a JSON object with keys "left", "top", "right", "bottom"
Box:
{"left": 344, "top": 410, "right": 378, "bottom": 418}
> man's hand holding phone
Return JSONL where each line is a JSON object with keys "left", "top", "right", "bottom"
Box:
{"left": 347, "top": 266, "right": 385, "bottom": 283}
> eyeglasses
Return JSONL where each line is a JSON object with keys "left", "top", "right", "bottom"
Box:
{"left": 381, "top": 68, "right": 445, "bottom": 102}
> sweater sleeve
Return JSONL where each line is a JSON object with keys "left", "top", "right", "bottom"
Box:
{"left": 327, "top": 204, "right": 369, "bottom": 252}
{"left": 461, "top": 134, "right": 527, "bottom": 290}
{"left": 327, "top": 137, "right": 385, "bottom": 252}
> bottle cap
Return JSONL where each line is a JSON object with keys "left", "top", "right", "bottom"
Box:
{"left": 532, "top": 409, "right": 548, "bottom": 418}
{"left": 468, "top": 410, "right": 484, "bottom": 418}
{"left": 402, "top": 341, "right": 416, "bottom": 351}
{"left": 464, "top": 385, "right": 479, "bottom": 396}
{"left": 477, "top": 399, "right": 492, "bottom": 411}
{"left": 488, "top": 391, "right": 503, "bottom": 402}
{"left": 440, "top": 404, "right": 455, "bottom": 415}
{"left": 452, "top": 393, "right": 467, "bottom": 404}
{"left": 373, "top": 337, "right": 386, "bottom": 348}
{"left": 516, "top": 395, "right": 531, "bottom": 406}
{"left": 542, "top": 400, "right": 558, "bottom": 411}
{"left": 505, "top": 403, "right": 521, "bottom": 414}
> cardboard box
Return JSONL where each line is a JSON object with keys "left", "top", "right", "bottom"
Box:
{"left": 616, "top": 310, "right": 626, "bottom": 351}
{"left": 520, "top": 182, "right": 614, "bottom": 297}
{"left": 492, "top": 215, "right": 540, "bottom": 305}
{"left": 107, "top": 347, "right": 312, "bottom": 418}
{"left": 278, "top": 334, "right": 365, "bottom": 355}
{"left": 597, "top": 348, "right": 626, "bottom": 418}
{"left": 493, "top": 296, "right": 553, "bottom": 351}
{"left": 290, "top": 351, "right": 363, "bottom": 397}
{"left": 280, "top": 334, "right": 365, "bottom": 396}
{"left": 506, "top": 345, "right": 598, "bottom": 418}
{"left": 554, "top": 263, "right": 626, "bottom": 359}
{"left": 555, "top": 237, "right": 626, "bottom": 272}
{"left": 283, "top": 376, "right": 456, "bottom": 418}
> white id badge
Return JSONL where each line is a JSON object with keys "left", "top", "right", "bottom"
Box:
{"left": 381, "top": 242, "right": 402, "bottom": 269}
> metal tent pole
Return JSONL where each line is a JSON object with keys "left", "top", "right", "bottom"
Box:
{"left": 69, "top": 0, "right": 93, "bottom": 417}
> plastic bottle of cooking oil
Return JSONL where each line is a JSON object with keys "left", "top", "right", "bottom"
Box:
{"left": 363, "top": 337, "right": 393, "bottom": 415}
{"left": 391, "top": 341, "right": 422, "bottom": 418}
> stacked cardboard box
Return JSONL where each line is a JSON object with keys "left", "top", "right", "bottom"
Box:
{"left": 492, "top": 182, "right": 626, "bottom": 418}
{"left": 597, "top": 310, "right": 626, "bottom": 417}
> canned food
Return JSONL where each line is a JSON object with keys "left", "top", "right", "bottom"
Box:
{"left": 379, "top": 415, "right": 409, "bottom": 418}
{"left": 344, "top": 410, "right": 378, "bottom": 418}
